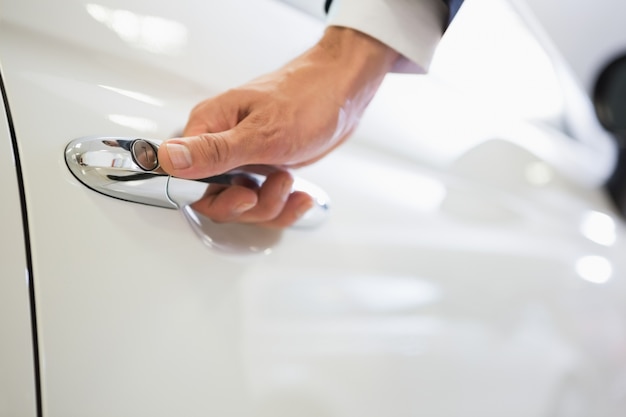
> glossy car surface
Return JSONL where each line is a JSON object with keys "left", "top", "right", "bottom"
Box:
{"left": 2, "top": 0, "right": 626, "bottom": 416}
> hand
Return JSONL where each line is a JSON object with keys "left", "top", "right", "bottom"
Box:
{"left": 190, "top": 166, "right": 313, "bottom": 229}
{"left": 158, "top": 26, "right": 399, "bottom": 227}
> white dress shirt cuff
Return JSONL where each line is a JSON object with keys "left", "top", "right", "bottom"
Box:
{"left": 326, "top": 0, "right": 448, "bottom": 73}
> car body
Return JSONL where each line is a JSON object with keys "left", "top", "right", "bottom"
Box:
{"left": 2, "top": 0, "right": 626, "bottom": 416}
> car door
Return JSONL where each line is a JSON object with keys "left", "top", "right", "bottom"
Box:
{"left": 0, "top": 73, "right": 38, "bottom": 417}
{"left": 3, "top": 1, "right": 626, "bottom": 417}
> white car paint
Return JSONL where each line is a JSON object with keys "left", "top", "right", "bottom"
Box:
{"left": 2, "top": 0, "right": 626, "bottom": 416}
{"left": 0, "top": 77, "right": 38, "bottom": 417}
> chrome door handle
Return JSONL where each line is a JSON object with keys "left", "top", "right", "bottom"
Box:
{"left": 65, "top": 136, "right": 330, "bottom": 228}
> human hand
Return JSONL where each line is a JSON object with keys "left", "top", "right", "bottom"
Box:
{"left": 158, "top": 26, "right": 399, "bottom": 227}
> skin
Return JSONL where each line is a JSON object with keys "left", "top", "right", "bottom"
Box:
{"left": 158, "top": 26, "right": 399, "bottom": 227}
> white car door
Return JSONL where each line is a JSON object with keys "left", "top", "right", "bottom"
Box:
{"left": 2, "top": 1, "right": 626, "bottom": 417}
{"left": 0, "top": 75, "right": 38, "bottom": 417}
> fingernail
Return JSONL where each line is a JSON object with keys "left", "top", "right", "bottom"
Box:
{"left": 295, "top": 200, "right": 314, "bottom": 219}
{"left": 166, "top": 143, "right": 192, "bottom": 170}
{"left": 233, "top": 202, "right": 255, "bottom": 214}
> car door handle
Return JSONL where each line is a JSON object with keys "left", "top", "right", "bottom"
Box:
{"left": 65, "top": 136, "right": 330, "bottom": 250}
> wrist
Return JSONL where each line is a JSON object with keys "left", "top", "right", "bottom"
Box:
{"left": 312, "top": 26, "right": 399, "bottom": 106}
{"left": 317, "top": 26, "right": 400, "bottom": 65}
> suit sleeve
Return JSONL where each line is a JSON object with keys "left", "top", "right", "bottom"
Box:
{"left": 325, "top": 0, "right": 463, "bottom": 73}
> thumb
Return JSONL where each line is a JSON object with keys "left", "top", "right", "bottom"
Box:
{"left": 159, "top": 131, "right": 248, "bottom": 179}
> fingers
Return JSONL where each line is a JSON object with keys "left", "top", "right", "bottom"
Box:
{"left": 158, "top": 132, "right": 244, "bottom": 180}
{"left": 259, "top": 191, "right": 314, "bottom": 228}
{"left": 159, "top": 92, "right": 255, "bottom": 178}
{"left": 189, "top": 170, "right": 315, "bottom": 228}
{"left": 190, "top": 184, "right": 259, "bottom": 222}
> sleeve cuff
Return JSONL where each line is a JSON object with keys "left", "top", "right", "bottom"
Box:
{"left": 326, "top": 0, "right": 448, "bottom": 73}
